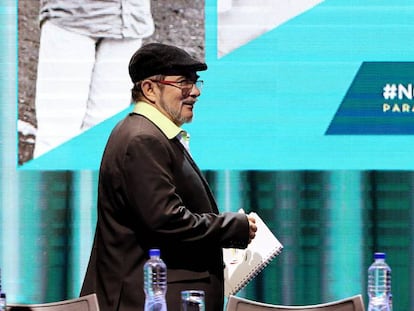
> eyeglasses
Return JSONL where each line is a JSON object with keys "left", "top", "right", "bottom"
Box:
{"left": 150, "top": 79, "right": 204, "bottom": 97}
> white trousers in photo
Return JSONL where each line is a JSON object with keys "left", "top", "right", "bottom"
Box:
{"left": 33, "top": 21, "right": 143, "bottom": 158}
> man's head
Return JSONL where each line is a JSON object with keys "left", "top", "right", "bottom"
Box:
{"left": 129, "top": 43, "right": 207, "bottom": 126}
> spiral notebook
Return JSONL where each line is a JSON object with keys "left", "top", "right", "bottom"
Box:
{"left": 223, "top": 212, "right": 283, "bottom": 296}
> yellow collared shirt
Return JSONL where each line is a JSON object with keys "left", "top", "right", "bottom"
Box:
{"left": 133, "top": 101, "right": 191, "bottom": 152}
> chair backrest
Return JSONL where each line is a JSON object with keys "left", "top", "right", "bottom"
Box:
{"left": 226, "top": 294, "right": 365, "bottom": 311}
{"left": 7, "top": 294, "right": 100, "bottom": 311}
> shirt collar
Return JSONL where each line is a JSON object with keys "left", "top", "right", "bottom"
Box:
{"left": 132, "top": 101, "right": 183, "bottom": 139}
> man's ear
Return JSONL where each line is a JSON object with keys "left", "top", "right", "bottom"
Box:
{"left": 140, "top": 79, "right": 157, "bottom": 103}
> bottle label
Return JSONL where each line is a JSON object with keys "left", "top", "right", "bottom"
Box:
{"left": 144, "top": 295, "right": 167, "bottom": 311}
{"left": 0, "top": 297, "right": 6, "bottom": 311}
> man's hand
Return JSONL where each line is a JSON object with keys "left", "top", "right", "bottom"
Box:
{"left": 247, "top": 213, "right": 257, "bottom": 244}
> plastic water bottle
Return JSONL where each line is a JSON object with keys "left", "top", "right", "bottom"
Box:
{"left": 0, "top": 291, "right": 5, "bottom": 311}
{"left": 367, "top": 252, "right": 392, "bottom": 311}
{"left": 144, "top": 249, "right": 167, "bottom": 311}
{"left": 0, "top": 269, "right": 6, "bottom": 311}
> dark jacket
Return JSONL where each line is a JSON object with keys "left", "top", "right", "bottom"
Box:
{"left": 80, "top": 112, "right": 249, "bottom": 311}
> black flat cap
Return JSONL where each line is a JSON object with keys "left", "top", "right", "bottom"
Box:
{"left": 128, "top": 43, "right": 207, "bottom": 83}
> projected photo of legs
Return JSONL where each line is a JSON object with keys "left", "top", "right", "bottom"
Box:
{"left": 33, "top": 21, "right": 147, "bottom": 159}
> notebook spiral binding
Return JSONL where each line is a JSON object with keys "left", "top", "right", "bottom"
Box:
{"left": 229, "top": 245, "right": 283, "bottom": 295}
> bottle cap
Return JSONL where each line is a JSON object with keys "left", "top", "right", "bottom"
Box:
{"left": 374, "top": 252, "right": 386, "bottom": 259}
{"left": 149, "top": 248, "right": 161, "bottom": 257}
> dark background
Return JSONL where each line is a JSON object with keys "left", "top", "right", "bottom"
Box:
{"left": 18, "top": 0, "right": 205, "bottom": 164}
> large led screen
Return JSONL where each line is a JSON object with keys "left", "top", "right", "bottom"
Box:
{"left": 17, "top": 0, "right": 414, "bottom": 170}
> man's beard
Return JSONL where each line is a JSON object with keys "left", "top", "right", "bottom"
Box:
{"left": 160, "top": 100, "right": 192, "bottom": 126}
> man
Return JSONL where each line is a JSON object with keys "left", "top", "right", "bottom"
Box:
{"left": 80, "top": 43, "right": 257, "bottom": 311}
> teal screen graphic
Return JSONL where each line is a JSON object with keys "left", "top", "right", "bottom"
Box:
{"left": 326, "top": 62, "right": 414, "bottom": 135}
